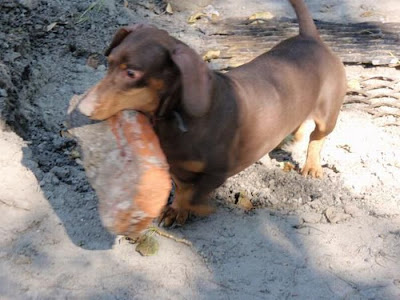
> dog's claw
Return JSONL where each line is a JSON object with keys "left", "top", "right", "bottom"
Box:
{"left": 158, "top": 206, "right": 189, "bottom": 227}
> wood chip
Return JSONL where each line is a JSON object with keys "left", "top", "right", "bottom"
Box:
{"left": 237, "top": 190, "right": 253, "bottom": 210}
{"left": 202, "top": 50, "right": 220, "bottom": 61}
{"left": 248, "top": 11, "right": 274, "bottom": 24}
{"left": 46, "top": 22, "right": 57, "bottom": 32}
{"left": 187, "top": 12, "right": 206, "bottom": 24}
{"left": 165, "top": 3, "right": 173, "bottom": 14}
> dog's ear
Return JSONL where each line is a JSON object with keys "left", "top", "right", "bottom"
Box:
{"left": 170, "top": 43, "right": 212, "bottom": 117}
{"left": 105, "top": 24, "right": 156, "bottom": 56}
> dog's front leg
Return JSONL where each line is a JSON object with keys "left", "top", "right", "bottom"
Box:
{"left": 159, "top": 173, "right": 225, "bottom": 227}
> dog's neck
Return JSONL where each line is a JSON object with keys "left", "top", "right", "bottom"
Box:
{"left": 151, "top": 78, "right": 187, "bottom": 131}
{"left": 156, "top": 79, "right": 181, "bottom": 118}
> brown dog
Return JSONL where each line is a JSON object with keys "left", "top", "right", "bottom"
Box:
{"left": 75, "top": 0, "right": 346, "bottom": 226}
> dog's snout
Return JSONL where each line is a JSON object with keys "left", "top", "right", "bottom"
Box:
{"left": 77, "top": 88, "right": 100, "bottom": 117}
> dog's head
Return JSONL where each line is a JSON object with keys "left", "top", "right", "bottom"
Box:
{"left": 78, "top": 24, "right": 212, "bottom": 120}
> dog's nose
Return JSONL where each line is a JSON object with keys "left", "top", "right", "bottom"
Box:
{"left": 66, "top": 107, "right": 102, "bottom": 129}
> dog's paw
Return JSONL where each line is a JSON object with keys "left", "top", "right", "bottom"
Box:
{"left": 301, "top": 164, "right": 323, "bottom": 178}
{"left": 158, "top": 205, "right": 190, "bottom": 227}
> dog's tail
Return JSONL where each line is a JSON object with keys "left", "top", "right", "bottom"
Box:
{"left": 288, "top": 0, "right": 318, "bottom": 38}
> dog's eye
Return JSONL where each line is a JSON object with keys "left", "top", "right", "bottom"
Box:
{"left": 126, "top": 69, "right": 136, "bottom": 78}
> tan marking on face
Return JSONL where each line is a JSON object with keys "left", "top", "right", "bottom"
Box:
{"left": 79, "top": 80, "right": 160, "bottom": 120}
{"left": 148, "top": 78, "right": 165, "bottom": 91}
{"left": 177, "top": 160, "right": 205, "bottom": 173}
{"left": 119, "top": 63, "right": 127, "bottom": 70}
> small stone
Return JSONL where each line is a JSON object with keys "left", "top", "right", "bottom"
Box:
{"left": 17, "top": 0, "right": 39, "bottom": 9}
{"left": 97, "top": 65, "right": 106, "bottom": 72}
{"left": 51, "top": 175, "right": 60, "bottom": 185}
{"left": 116, "top": 16, "right": 128, "bottom": 25}
{"left": 75, "top": 64, "right": 90, "bottom": 73}
{"left": 86, "top": 54, "right": 100, "bottom": 69}
{"left": 301, "top": 212, "right": 322, "bottom": 224}
{"left": 51, "top": 166, "right": 70, "bottom": 180}
{"left": 309, "top": 199, "right": 322, "bottom": 209}
{"left": 344, "top": 204, "right": 364, "bottom": 217}
{"left": 268, "top": 197, "right": 279, "bottom": 206}
{"left": 269, "top": 179, "right": 276, "bottom": 189}
{"left": 324, "top": 207, "right": 351, "bottom": 223}
{"left": 0, "top": 89, "right": 7, "bottom": 97}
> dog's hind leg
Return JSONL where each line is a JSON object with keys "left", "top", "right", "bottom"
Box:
{"left": 301, "top": 121, "right": 326, "bottom": 178}
{"left": 301, "top": 102, "right": 341, "bottom": 178}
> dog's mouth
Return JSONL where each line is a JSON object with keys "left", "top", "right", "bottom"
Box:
{"left": 66, "top": 94, "right": 102, "bottom": 130}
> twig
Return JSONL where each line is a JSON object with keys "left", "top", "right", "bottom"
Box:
{"left": 345, "top": 90, "right": 369, "bottom": 97}
{"left": 344, "top": 98, "right": 370, "bottom": 105}
{"left": 372, "top": 102, "right": 400, "bottom": 109}
{"left": 364, "top": 84, "right": 394, "bottom": 91}
{"left": 374, "top": 112, "right": 400, "bottom": 119}
{"left": 367, "top": 94, "right": 400, "bottom": 101}
{"left": 383, "top": 122, "right": 400, "bottom": 127}
{"left": 147, "top": 226, "right": 192, "bottom": 247}
{"left": 361, "top": 76, "right": 395, "bottom": 82}
{"left": 76, "top": 0, "right": 104, "bottom": 24}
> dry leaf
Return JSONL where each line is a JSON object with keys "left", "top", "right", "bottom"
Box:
{"left": 348, "top": 79, "right": 361, "bottom": 90}
{"left": 60, "top": 130, "right": 73, "bottom": 139}
{"left": 281, "top": 161, "right": 295, "bottom": 172}
{"left": 337, "top": 144, "right": 352, "bottom": 153}
{"left": 86, "top": 54, "right": 99, "bottom": 69}
{"left": 135, "top": 235, "right": 159, "bottom": 256}
{"left": 123, "top": 0, "right": 128, "bottom": 7}
{"left": 248, "top": 11, "right": 274, "bottom": 24}
{"left": 70, "top": 149, "right": 81, "bottom": 159}
{"left": 46, "top": 22, "right": 58, "bottom": 32}
{"left": 165, "top": 3, "right": 173, "bottom": 14}
{"left": 360, "top": 11, "right": 375, "bottom": 18}
{"left": 187, "top": 12, "right": 206, "bottom": 24}
{"left": 237, "top": 190, "right": 253, "bottom": 210}
{"left": 202, "top": 50, "right": 220, "bottom": 61}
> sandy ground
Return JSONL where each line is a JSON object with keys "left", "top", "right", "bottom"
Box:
{"left": 1, "top": 0, "right": 400, "bottom": 299}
